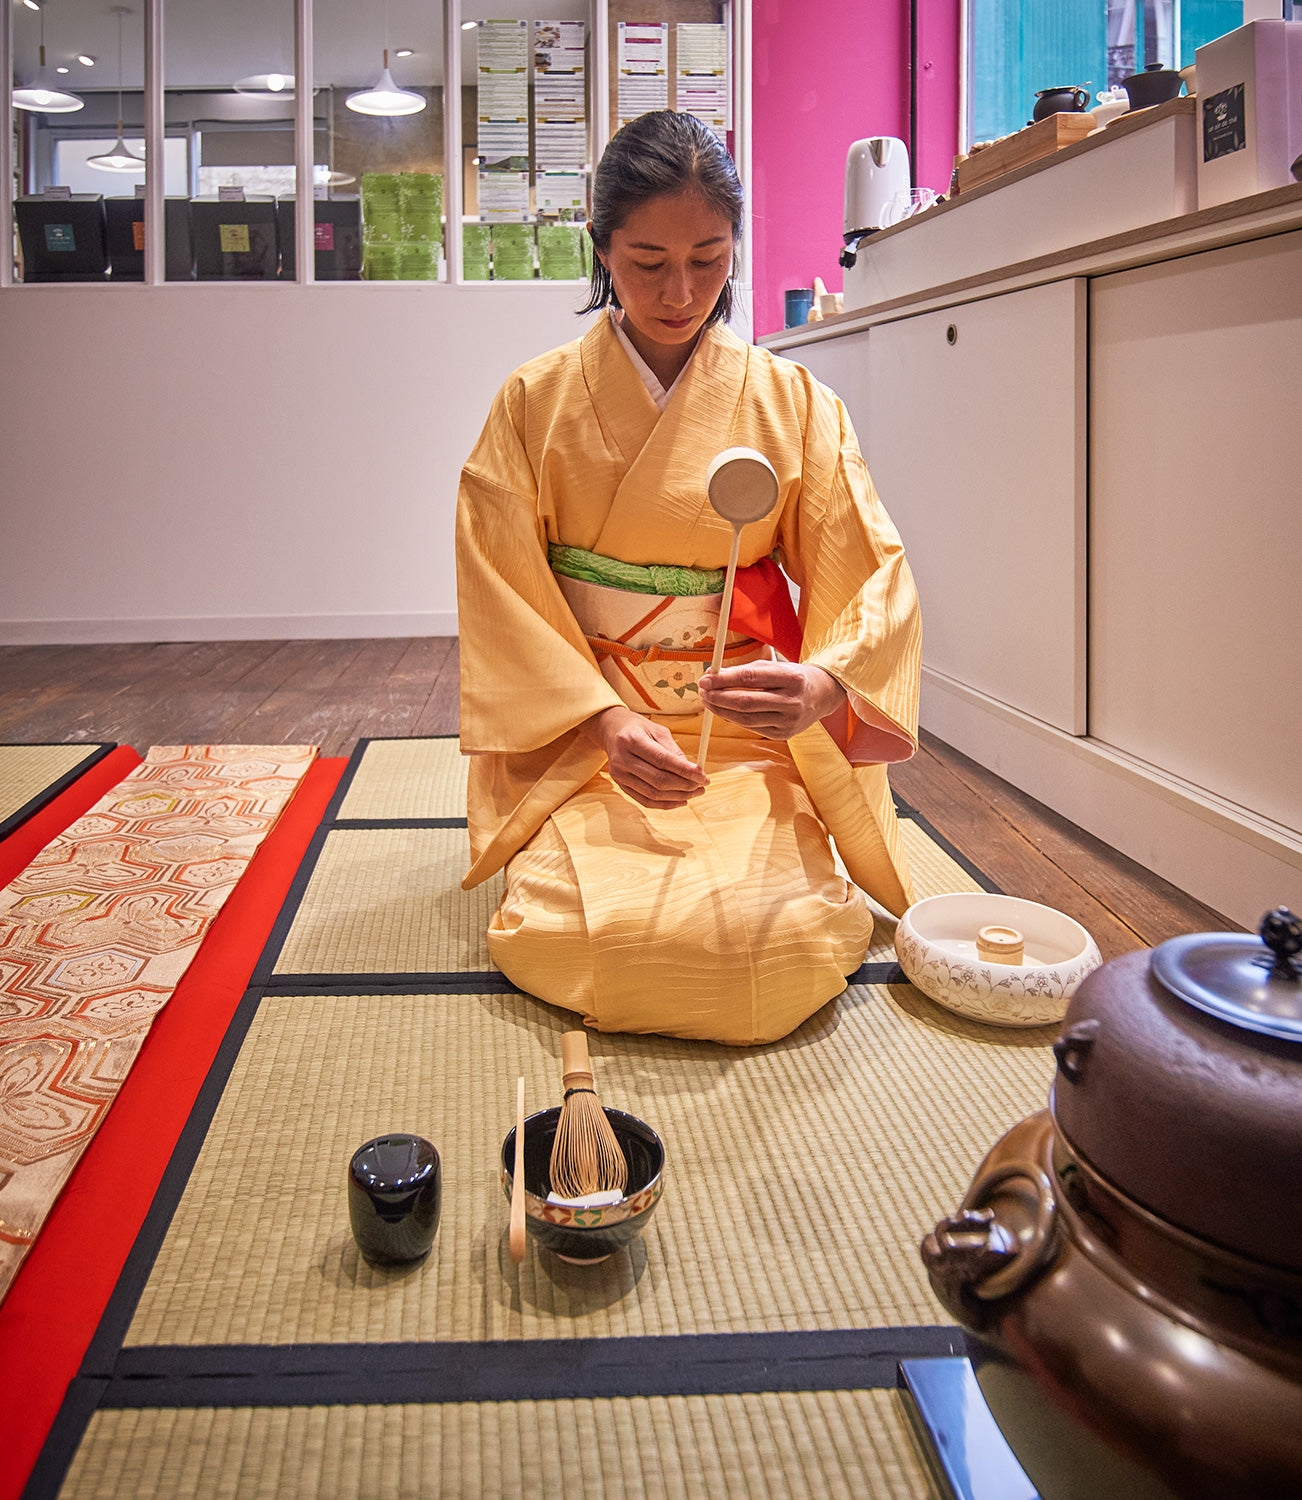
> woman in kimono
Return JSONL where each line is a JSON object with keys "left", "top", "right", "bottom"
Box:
{"left": 456, "top": 111, "right": 921, "bottom": 1045}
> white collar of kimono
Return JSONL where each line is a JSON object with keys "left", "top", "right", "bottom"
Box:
{"left": 607, "top": 308, "right": 695, "bottom": 412}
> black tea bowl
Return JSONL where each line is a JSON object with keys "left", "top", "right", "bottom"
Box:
{"left": 348, "top": 1133, "right": 442, "bottom": 1265}
{"left": 500, "top": 1106, "right": 665, "bottom": 1264}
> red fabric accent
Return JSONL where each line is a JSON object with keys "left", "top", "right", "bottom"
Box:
{"left": 728, "top": 557, "right": 804, "bottom": 662}
{"left": 0, "top": 756, "right": 346, "bottom": 1500}
{"left": 0, "top": 746, "right": 142, "bottom": 890}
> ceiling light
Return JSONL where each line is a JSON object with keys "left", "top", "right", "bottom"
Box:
{"left": 346, "top": 57, "right": 426, "bottom": 115}
{"left": 346, "top": 51, "right": 424, "bottom": 116}
{"left": 461, "top": 20, "right": 477, "bottom": 30}
{"left": 55, "top": 65, "right": 69, "bottom": 74}
{"left": 233, "top": 71, "right": 296, "bottom": 98}
{"left": 347, "top": 2, "right": 425, "bottom": 117}
{"left": 87, "top": 8, "right": 146, "bottom": 173}
{"left": 13, "top": 4, "right": 84, "bottom": 112}
{"left": 77, "top": 54, "right": 95, "bottom": 66}
{"left": 86, "top": 140, "right": 146, "bottom": 171}
{"left": 23, "top": 1, "right": 41, "bottom": 12}
{"left": 394, "top": 48, "right": 413, "bottom": 58}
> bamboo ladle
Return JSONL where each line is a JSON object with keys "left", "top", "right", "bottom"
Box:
{"left": 696, "top": 447, "right": 780, "bottom": 769}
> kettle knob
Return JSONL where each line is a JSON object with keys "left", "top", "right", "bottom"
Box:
{"left": 1259, "top": 907, "right": 1302, "bottom": 980}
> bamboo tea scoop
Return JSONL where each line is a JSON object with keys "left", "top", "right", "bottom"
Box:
{"left": 509, "top": 1075, "right": 526, "bottom": 1263}
{"left": 696, "top": 447, "right": 780, "bottom": 769}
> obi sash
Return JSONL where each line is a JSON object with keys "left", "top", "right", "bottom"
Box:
{"left": 549, "top": 544, "right": 804, "bottom": 716}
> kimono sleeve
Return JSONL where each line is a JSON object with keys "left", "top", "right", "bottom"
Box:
{"left": 456, "top": 377, "right": 623, "bottom": 755}
{"left": 778, "top": 375, "right": 921, "bottom": 765}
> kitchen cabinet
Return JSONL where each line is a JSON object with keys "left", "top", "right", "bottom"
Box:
{"left": 766, "top": 181, "right": 1302, "bottom": 927}
{"left": 1089, "top": 230, "right": 1302, "bottom": 833}
{"left": 800, "top": 281, "right": 1086, "bottom": 735}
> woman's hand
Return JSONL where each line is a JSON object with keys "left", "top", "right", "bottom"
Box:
{"left": 578, "top": 705, "right": 708, "bottom": 809}
{"left": 698, "top": 661, "right": 847, "bottom": 740}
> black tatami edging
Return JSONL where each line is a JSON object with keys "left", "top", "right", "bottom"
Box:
{"left": 263, "top": 971, "right": 519, "bottom": 995}
{"left": 0, "top": 741, "right": 116, "bottom": 840}
{"left": 247, "top": 737, "right": 373, "bottom": 990}
{"left": 894, "top": 797, "right": 1001, "bottom": 895}
{"left": 94, "top": 1327, "right": 964, "bottom": 1410}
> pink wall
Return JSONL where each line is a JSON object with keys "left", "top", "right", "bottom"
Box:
{"left": 751, "top": 0, "right": 961, "bottom": 338}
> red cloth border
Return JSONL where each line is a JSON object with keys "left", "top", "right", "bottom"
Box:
{"left": 0, "top": 746, "right": 143, "bottom": 892}
{"left": 0, "top": 754, "right": 346, "bottom": 1500}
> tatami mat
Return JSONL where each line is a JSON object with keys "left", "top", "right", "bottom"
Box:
{"left": 337, "top": 737, "right": 468, "bottom": 821}
{"left": 42, "top": 734, "right": 1048, "bottom": 1500}
{"left": 0, "top": 742, "right": 109, "bottom": 830}
{"left": 272, "top": 796, "right": 983, "bottom": 979}
{"left": 60, "top": 1388, "right": 941, "bottom": 1500}
{"left": 124, "top": 986, "right": 1054, "bottom": 1349}
{"left": 272, "top": 827, "right": 504, "bottom": 975}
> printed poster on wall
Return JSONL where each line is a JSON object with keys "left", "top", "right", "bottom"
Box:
{"left": 534, "top": 16, "right": 586, "bottom": 167}
{"left": 676, "top": 22, "right": 728, "bottom": 141}
{"left": 478, "top": 19, "right": 531, "bottom": 221}
{"left": 617, "top": 22, "right": 668, "bottom": 130}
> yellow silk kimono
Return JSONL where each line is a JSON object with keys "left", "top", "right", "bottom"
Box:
{"left": 456, "top": 315, "right": 921, "bottom": 1045}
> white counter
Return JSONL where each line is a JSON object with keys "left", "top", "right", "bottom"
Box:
{"left": 762, "top": 176, "right": 1302, "bottom": 932}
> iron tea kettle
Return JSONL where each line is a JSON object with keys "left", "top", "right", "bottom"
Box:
{"left": 922, "top": 907, "right": 1302, "bottom": 1499}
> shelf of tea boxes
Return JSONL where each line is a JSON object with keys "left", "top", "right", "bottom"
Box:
{"left": 763, "top": 180, "right": 1302, "bottom": 933}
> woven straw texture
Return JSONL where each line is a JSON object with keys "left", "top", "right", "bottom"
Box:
{"left": 60, "top": 1389, "right": 940, "bottom": 1500}
{"left": 124, "top": 988, "right": 1055, "bottom": 1348}
{"left": 0, "top": 743, "right": 99, "bottom": 825}
{"left": 272, "top": 790, "right": 979, "bottom": 979}
{"left": 272, "top": 828, "right": 504, "bottom": 975}
{"left": 337, "top": 738, "right": 468, "bottom": 821}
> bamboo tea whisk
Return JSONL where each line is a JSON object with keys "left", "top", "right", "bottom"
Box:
{"left": 549, "top": 1031, "right": 627, "bottom": 1200}
{"left": 696, "top": 447, "right": 781, "bottom": 770}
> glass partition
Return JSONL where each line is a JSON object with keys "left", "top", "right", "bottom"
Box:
{"left": 460, "top": 0, "right": 591, "bottom": 282}
{"left": 607, "top": 1, "right": 730, "bottom": 147}
{"left": 164, "top": 0, "right": 300, "bottom": 279}
{"left": 316, "top": 0, "right": 446, "bottom": 281}
{"left": 11, "top": 0, "right": 154, "bottom": 280}
{"left": 7, "top": 2, "right": 747, "bottom": 288}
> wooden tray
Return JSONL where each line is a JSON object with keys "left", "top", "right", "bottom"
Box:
{"left": 957, "top": 113, "right": 1098, "bottom": 194}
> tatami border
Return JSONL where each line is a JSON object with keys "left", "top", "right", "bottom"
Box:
{"left": 0, "top": 742, "right": 116, "bottom": 840}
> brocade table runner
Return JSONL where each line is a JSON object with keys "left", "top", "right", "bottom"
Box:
{"left": 0, "top": 745, "right": 316, "bottom": 1303}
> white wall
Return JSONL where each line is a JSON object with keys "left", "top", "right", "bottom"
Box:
{"left": 0, "top": 282, "right": 596, "bottom": 642}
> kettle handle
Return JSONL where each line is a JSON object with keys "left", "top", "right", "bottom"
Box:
{"left": 922, "top": 1159, "right": 1059, "bottom": 1324}
{"left": 1072, "top": 87, "right": 1090, "bottom": 110}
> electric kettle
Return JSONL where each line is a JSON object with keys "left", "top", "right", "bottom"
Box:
{"left": 843, "top": 136, "right": 910, "bottom": 242}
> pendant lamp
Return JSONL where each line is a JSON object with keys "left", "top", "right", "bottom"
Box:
{"left": 13, "top": 2, "right": 85, "bottom": 113}
{"left": 346, "top": 0, "right": 425, "bottom": 116}
{"left": 346, "top": 48, "right": 425, "bottom": 116}
{"left": 87, "top": 7, "right": 145, "bottom": 173}
{"left": 233, "top": 72, "right": 296, "bottom": 98}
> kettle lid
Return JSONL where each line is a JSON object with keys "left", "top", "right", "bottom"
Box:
{"left": 1150, "top": 907, "right": 1302, "bottom": 1042}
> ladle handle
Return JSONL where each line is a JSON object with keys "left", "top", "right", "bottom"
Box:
{"left": 697, "top": 525, "right": 744, "bottom": 770}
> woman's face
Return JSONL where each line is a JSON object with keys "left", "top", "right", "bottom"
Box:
{"left": 596, "top": 191, "right": 734, "bottom": 364}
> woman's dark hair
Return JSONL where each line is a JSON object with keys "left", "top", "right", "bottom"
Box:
{"left": 580, "top": 110, "right": 743, "bottom": 325}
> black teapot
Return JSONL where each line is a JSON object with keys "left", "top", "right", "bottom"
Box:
{"left": 1122, "top": 61, "right": 1184, "bottom": 110}
{"left": 1032, "top": 86, "right": 1090, "bottom": 121}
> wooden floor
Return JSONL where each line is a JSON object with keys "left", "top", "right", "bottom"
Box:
{"left": 0, "top": 638, "right": 1232, "bottom": 960}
